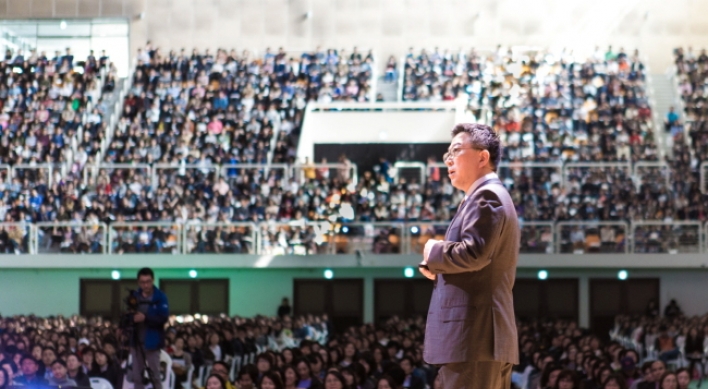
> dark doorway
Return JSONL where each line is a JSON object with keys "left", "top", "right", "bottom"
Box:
{"left": 590, "top": 278, "right": 659, "bottom": 340}
{"left": 80, "top": 279, "right": 138, "bottom": 321}
{"left": 159, "top": 279, "right": 230, "bottom": 315}
{"left": 374, "top": 279, "right": 434, "bottom": 324}
{"left": 513, "top": 278, "right": 579, "bottom": 321}
{"left": 294, "top": 279, "right": 364, "bottom": 333}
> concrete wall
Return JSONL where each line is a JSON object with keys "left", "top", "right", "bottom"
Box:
{"left": 2, "top": 0, "right": 708, "bottom": 71}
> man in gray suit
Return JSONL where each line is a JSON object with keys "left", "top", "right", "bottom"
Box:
{"left": 419, "top": 123, "right": 519, "bottom": 389}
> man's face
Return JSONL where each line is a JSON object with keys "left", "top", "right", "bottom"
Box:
{"left": 211, "top": 364, "right": 228, "bottom": 381}
{"left": 445, "top": 132, "right": 486, "bottom": 192}
{"left": 138, "top": 275, "right": 154, "bottom": 294}
{"left": 651, "top": 361, "right": 665, "bottom": 381}
{"left": 239, "top": 374, "right": 254, "bottom": 389}
{"left": 66, "top": 356, "right": 80, "bottom": 371}
{"left": 52, "top": 363, "right": 67, "bottom": 380}
{"left": 21, "top": 359, "right": 37, "bottom": 376}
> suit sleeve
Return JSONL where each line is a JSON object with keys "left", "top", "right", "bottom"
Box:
{"left": 426, "top": 190, "right": 505, "bottom": 274}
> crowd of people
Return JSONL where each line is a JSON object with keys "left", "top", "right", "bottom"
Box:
{"left": 0, "top": 296, "right": 705, "bottom": 389}
{"left": 673, "top": 47, "right": 708, "bottom": 198}
{"left": 2, "top": 44, "right": 708, "bottom": 255}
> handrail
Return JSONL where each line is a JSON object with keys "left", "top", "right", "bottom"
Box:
{"left": 152, "top": 163, "right": 220, "bottom": 188}
{"left": 555, "top": 221, "right": 631, "bottom": 254}
{"left": 631, "top": 220, "right": 703, "bottom": 254}
{"left": 306, "top": 101, "right": 459, "bottom": 111}
{"left": 633, "top": 161, "right": 671, "bottom": 191}
{"left": 83, "top": 163, "right": 152, "bottom": 186}
{"left": 393, "top": 161, "right": 426, "bottom": 186}
{"left": 290, "top": 163, "right": 358, "bottom": 186}
{"left": 0, "top": 220, "right": 703, "bottom": 254}
{"left": 11, "top": 163, "right": 60, "bottom": 186}
{"left": 701, "top": 161, "right": 707, "bottom": 195}
{"left": 108, "top": 222, "right": 183, "bottom": 255}
{"left": 34, "top": 221, "right": 108, "bottom": 254}
{"left": 182, "top": 222, "right": 258, "bottom": 255}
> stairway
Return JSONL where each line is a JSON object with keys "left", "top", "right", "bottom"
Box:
{"left": 649, "top": 73, "right": 680, "bottom": 157}
{"left": 375, "top": 75, "right": 399, "bottom": 102}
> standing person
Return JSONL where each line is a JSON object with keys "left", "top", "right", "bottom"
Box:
{"left": 278, "top": 298, "right": 292, "bottom": 318}
{"left": 129, "top": 267, "right": 169, "bottom": 389}
{"left": 419, "top": 123, "right": 519, "bottom": 389}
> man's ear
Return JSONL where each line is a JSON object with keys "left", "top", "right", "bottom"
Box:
{"left": 479, "top": 149, "right": 491, "bottom": 167}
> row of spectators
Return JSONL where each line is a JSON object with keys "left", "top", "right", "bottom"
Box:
{"left": 0, "top": 297, "right": 703, "bottom": 389}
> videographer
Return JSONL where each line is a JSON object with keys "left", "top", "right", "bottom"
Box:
{"left": 129, "top": 267, "right": 169, "bottom": 389}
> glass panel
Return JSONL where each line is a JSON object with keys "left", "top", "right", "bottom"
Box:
{"left": 36, "top": 38, "right": 91, "bottom": 65}
{"left": 184, "top": 224, "right": 254, "bottom": 254}
{"left": 1, "top": 24, "right": 38, "bottom": 38}
{"left": 0, "top": 223, "right": 32, "bottom": 254}
{"left": 520, "top": 224, "right": 554, "bottom": 253}
{"left": 90, "top": 36, "right": 129, "bottom": 77}
{"left": 558, "top": 224, "right": 628, "bottom": 254}
{"left": 91, "top": 23, "right": 129, "bottom": 37}
{"left": 38, "top": 22, "right": 91, "bottom": 37}
{"left": 331, "top": 224, "right": 404, "bottom": 254}
{"left": 110, "top": 224, "right": 182, "bottom": 254}
{"left": 259, "top": 223, "right": 331, "bottom": 255}
{"left": 407, "top": 223, "right": 447, "bottom": 254}
{"left": 633, "top": 224, "right": 701, "bottom": 253}
{"left": 36, "top": 223, "right": 105, "bottom": 254}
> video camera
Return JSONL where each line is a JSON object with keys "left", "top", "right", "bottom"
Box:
{"left": 119, "top": 289, "right": 140, "bottom": 334}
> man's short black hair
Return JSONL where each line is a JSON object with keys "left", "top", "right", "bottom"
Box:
{"left": 238, "top": 364, "right": 258, "bottom": 382}
{"left": 212, "top": 361, "right": 229, "bottom": 372}
{"left": 51, "top": 360, "right": 67, "bottom": 368}
{"left": 137, "top": 267, "right": 155, "bottom": 279}
{"left": 451, "top": 123, "right": 502, "bottom": 171}
{"left": 20, "top": 355, "right": 37, "bottom": 365}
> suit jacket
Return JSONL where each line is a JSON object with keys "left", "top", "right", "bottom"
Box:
{"left": 423, "top": 176, "right": 519, "bottom": 365}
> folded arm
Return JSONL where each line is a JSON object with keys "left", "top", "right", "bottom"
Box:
{"left": 426, "top": 190, "right": 505, "bottom": 274}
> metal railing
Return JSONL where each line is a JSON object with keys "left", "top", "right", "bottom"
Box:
{"left": 1, "top": 220, "right": 707, "bottom": 255}
{"left": 632, "top": 221, "right": 703, "bottom": 254}
{"left": 34, "top": 222, "right": 107, "bottom": 254}
{"left": 556, "top": 221, "right": 630, "bottom": 254}
{"left": 183, "top": 222, "right": 257, "bottom": 254}
{"left": 0, "top": 222, "right": 34, "bottom": 254}
{"left": 393, "top": 162, "right": 426, "bottom": 186}
{"left": 519, "top": 221, "right": 556, "bottom": 254}
{"left": 701, "top": 161, "right": 707, "bottom": 194}
{"left": 290, "top": 163, "right": 358, "bottom": 186}
{"left": 108, "top": 222, "right": 182, "bottom": 254}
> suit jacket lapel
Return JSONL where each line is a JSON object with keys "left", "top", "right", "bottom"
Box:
{"left": 445, "top": 177, "right": 503, "bottom": 238}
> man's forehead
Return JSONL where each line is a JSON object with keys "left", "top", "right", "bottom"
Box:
{"left": 450, "top": 132, "right": 470, "bottom": 144}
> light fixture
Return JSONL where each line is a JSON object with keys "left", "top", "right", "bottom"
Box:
{"left": 189, "top": 269, "right": 198, "bottom": 278}
{"left": 410, "top": 226, "right": 419, "bottom": 234}
{"left": 60, "top": 20, "right": 67, "bottom": 30}
{"left": 342, "top": 226, "right": 349, "bottom": 233}
{"left": 618, "top": 270, "right": 628, "bottom": 280}
{"left": 537, "top": 270, "right": 548, "bottom": 280}
{"left": 404, "top": 267, "right": 415, "bottom": 278}
{"left": 111, "top": 270, "right": 120, "bottom": 280}
{"left": 324, "top": 269, "right": 334, "bottom": 279}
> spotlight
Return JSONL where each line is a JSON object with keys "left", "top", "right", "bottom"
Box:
{"left": 324, "top": 269, "right": 334, "bottom": 279}
{"left": 60, "top": 21, "right": 67, "bottom": 30}
{"left": 189, "top": 269, "right": 198, "bottom": 278}
{"left": 404, "top": 267, "right": 415, "bottom": 278}
{"left": 342, "top": 226, "right": 349, "bottom": 234}
{"left": 111, "top": 270, "right": 120, "bottom": 280}
{"left": 537, "top": 270, "right": 548, "bottom": 280}
{"left": 618, "top": 270, "right": 628, "bottom": 280}
{"left": 410, "top": 226, "right": 419, "bottom": 234}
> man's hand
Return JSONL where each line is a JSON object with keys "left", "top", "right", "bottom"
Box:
{"left": 419, "top": 239, "right": 442, "bottom": 280}
{"left": 134, "top": 312, "right": 146, "bottom": 323}
{"left": 423, "top": 239, "right": 441, "bottom": 262}
{"left": 418, "top": 263, "right": 436, "bottom": 280}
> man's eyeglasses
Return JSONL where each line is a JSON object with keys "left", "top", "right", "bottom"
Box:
{"left": 443, "top": 146, "right": 483, "bottom": 162}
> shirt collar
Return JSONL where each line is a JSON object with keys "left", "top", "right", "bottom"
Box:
{"left": 465, "top": 172, "right": 498, "bottom": 200}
